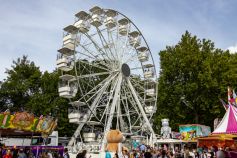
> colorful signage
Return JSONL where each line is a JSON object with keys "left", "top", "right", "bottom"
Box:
{"left": 179, "top": 124, "right": 211, "bottom": 140}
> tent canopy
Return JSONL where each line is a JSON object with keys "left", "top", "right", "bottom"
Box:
{"left": 198, "top": 134, "right": 237, "bottom": 141}
{"left": 213, "top": 105, "right": 237, "bottom": 134}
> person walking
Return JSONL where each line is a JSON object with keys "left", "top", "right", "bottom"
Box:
{"left": 144, "top": 149, "right": 152, "bottom": 158}
{"left": 3, "top": 150, "right": 13, "bottom": 158}
{"left": 17, "top": 149, "right": 27, "bottom": 158}
{"left": 159, "top": 150, "right": 167, "bottom": 158}
{"left": 139, "top": 144, "right": 147, "bottom": 153}
{"left": 122, "top": 150, "right": 129, "bottom": 158}
{"left": 216, "top": 148, "right": 225, "bottom": 158}
{"left": 63, "top": 148, "right": 70, "bottom": 158}
{"left": 82, "top": 150, "right": 91, "bottom": 158}
{"left": 167, "top": 151, "right": 174, "bottom": 158}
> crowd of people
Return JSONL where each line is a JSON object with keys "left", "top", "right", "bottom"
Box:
{"left": 75, "top": 144, "right": 236, "bottom": 158}
{"left": 1, "top": 145, "right": 236, "bottom": 158}
{"left": 0, "top": 146, "right": 64, "bottom": 158}
{"left": 119, "top": 145, "right": 236, "bottom": 158}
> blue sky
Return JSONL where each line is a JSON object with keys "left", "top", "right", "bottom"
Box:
{"left": 0, "top": 0, "right": 237, "bottom": 80}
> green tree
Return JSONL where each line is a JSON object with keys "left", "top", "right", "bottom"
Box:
{"left": 0, "top": 55, "right": 41, "bottom": 111}
{"left": 155, "top": 31, "right": 237, "bottom": 132}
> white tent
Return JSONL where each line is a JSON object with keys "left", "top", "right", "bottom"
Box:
{"left": 213, "top": 104, "right": 237, "bottom": 134}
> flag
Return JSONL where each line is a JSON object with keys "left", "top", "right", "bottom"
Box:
{"left": 233, "top": 90, "right": 237, "bottom": 99}
{"left": 228, "top": 86, "right": 232, "bottom": 104}
{"left": 220, "top": 99, "right": 228, "bottom": 110}
{"left": 233, "top": 90, "right": 237, "bottom": 105}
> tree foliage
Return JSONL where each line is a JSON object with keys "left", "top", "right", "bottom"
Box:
{"left": 155, "top": 31, "right": 237, "bottom": 132}
{"left": 0, "top": 56, "right": 41, "bottom": 111}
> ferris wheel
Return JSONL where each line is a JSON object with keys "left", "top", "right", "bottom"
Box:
{"left": 56, "top": 6, "right": 158, "bottom": 149}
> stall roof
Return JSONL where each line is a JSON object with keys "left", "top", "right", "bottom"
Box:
{"left": 213, "top": 104, "right": 237, "bottom": 134}
{"left": 155, "top": 139, "right": 183, "bottom": 143}
{"left": 0, "top": 129, "right": 41, "bottom": 137}
{"left": 178, "top": 124, "right": 210, "bottom": 127}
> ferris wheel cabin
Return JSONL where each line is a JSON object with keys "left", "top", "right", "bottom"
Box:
{"left": 63, "top": 25, "right": 78, "bottom": 50}
{"left": 74, "top": 11, "right": 91, "bottom": 33}
{"left": 68, "top": 109, "right": 88, "bottom": 124}
{"left": 83, "top": 121, "right": 102, "bottom": 142}
{"left": 146, "top": 88, "right": 155, "bottom": 97}
{"left": 57, "top": 25, "right": 78, "bottom": 57}
{"left": 145, "top": 98, "right": 157, "bottom": 114}
{"left": 118, "top": 18, "right": 129, "bottom": 35}
{"left": 143, "top": 64, "right": 155, "bottom": 78}
{"left": 68, "top": 101, "right": 92, "bottom": 124}
{"left": 68, "top": 102, "right": 99, "bottom": 142}
{"left": 56, "top": 25, "right": 78, "bottom": 71}
{"left": 58, "top": 74, "right": 77, "bottom": 98}
{"left": 83, "top": 133, "right": 96, "bottom": 142}
{"left": 137, "top": 46, "right": 149, "bottom": 62}
{"left": 89, "top": 6, "right": 103, "bottom": 27}
{"left": 129, "top": 31, "right": 141, "bottom": 48}
{"left": 104, "top": 10, "right": 117, "bottom": 29}
{"left": 145, "top": 79, "right": 156, "bottom": 90}
{"left": 145, "top": 78, "right": 156, "bottom": 97}
{"left": 56, "top": 54, "right": 74, "bottom": 71}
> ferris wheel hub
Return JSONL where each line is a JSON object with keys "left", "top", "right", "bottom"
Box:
{"left": 121, "top": 63, "right": 130, "bottom": 77}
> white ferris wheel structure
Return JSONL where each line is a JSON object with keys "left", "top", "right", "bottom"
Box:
{"left": 56, "top": 6, "right": 158, "bottom": 151}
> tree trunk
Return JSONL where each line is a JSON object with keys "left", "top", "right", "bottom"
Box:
{"left": 194, "top": 112, "right": 199, "bottom": 123}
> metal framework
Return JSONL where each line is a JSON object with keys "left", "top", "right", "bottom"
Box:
{"left": 56, "top": 6, "right": 158, "bottom": 152}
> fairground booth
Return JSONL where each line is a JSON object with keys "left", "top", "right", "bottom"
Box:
{"left": 0, "top": 111, "right": 63, "bottom": 156}
{"left": 178, "top": 124, "right": 211, "bottom": 149}
{"left": 0, "top": 111, "right": 57, "bottom": 137}
{"left": 198, "top": 87, "right": 237, "bottom": 149}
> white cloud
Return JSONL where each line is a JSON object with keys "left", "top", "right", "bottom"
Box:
{"left": 227, "top": 44, "right": 237, "bottom": 54}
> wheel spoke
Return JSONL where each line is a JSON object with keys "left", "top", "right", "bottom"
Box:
{"left": 78, "top": 59, "right": 111, "bottom": 72}
{"left": 127, "top": 78, "right": 156, "bottom": 138}
{"left": 84, "top": 33, "right": 113, "bottom": 61}
{"left": 96, "top": 28, "right": 117, "bottom": 60}
{"left": 77, "top": 44, "right": 112, "bottom": 70}
{"left": 101, "top": 74, "right": 123, "bottom": 150}
{"left": 77, "top": 71, "right": 113, "bottom": 79}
